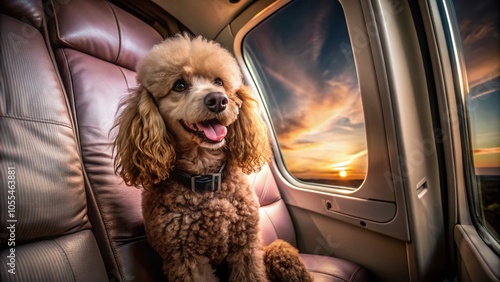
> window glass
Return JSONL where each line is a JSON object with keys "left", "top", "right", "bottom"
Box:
{"left": 243, "top": 0, "right": 367, "bottom": 188}
{"left": 454, "top": 0, "right": 500, "bottom": 241}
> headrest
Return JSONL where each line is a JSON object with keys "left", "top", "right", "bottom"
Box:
{"left": 0, "top": 0, "right": 44, "bottom": 28}
{"left": 50, "top": 0, "right": 162, "bottom": 70}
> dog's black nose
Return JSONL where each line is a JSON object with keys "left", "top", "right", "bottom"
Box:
{"left": 204, "top": 92, "right": 228, "bottom": 113}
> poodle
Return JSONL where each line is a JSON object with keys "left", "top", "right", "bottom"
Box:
{"left": 114, "top": 33, "right": 311, "bottom": 282}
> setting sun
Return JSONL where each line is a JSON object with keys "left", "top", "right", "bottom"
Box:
{"left": 339, "top": 170, "right": 347, "bottom": 178}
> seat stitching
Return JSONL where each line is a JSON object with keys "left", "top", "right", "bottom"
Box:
{"left": 107, "top": 3, "right": 122, "bottom": 65}
{"left": 248, "top": 169, "right": 260, "bottom": 200}
{"left": 117, "top": 66, "right": 130, "bottom": 90}
{"left": 0, "top": 114, "right": 72, "bottom": 128}
{"left": 262, "top": 208, "right": 280, "bottom": 238}
{"left": 52, "top": 238, "right": 77, "bottom": 282}
{"left": 50, "top": 1, "right": 65, "bottom": 47}
{"left": 58, "top": 48, "right": 82, "bottom": 144}
{"left": 260, "top": 167, "right": 281, "bottom": 206}
{"left": 260, "top": 167, "right": 271, "bottom": 202}
{"left": 348, "top": 266, "right": 362, "bottom": 282}
{"left": 81, "top": 167, "right": 125, "bottom": 280}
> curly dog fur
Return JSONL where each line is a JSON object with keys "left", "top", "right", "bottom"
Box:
{"left": 114, "top": 33, "right": 310, "bottom": 281}
{"left": 264, "top": 240, "right": 313, "bottom": 282}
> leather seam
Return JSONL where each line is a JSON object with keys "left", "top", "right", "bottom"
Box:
{"left": 263, "top": 167, "right": 281, "bottom": 205}
{"left": 114, "top": 235, "right": 149, "bottom": 247}
{"left": 50, "top": 0, "right": 71, "bottom": 48}
{"left": 262, "top": 207, "right": 281, "bottom": 241}
{"left": 58, "top": 49, "right": 81, "bottom": 144}
{"left": 261, "top": 167, "right": 271, "bottom": 202}
{"left": 249, "top": 172, "right": 259, "bottom": 200}
{"left": 117, "top": 66, "right": 130, "bottom": 90}
{"left": 81, "top": 159, "right": 126, "bottom": 280}
{"left": 52, "top": 238, "right": 77, "bottom": 282}
{"left": 0, "top": 114, "right": 72, "bottom": 129}
{"left": 81, "top": 166, "right": 123, "bottom": 281}
{"left": 348, "top": 266, "right": 362, "bottom": 282}
{"left": 262, "top": 200, "right": 294, "bottom": 245}
{"left": 260, "top": 196, "right": 282, "bottom": 209}
{"left": 107, "top": 3, "right": 122, "bottom": 65}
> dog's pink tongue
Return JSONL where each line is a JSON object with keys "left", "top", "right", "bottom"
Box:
{"left": 196, "top": 121, "right": 227, "bottom": 141}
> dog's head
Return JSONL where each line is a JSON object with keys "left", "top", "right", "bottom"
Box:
{"left": 114, "top": 33, "right": 271, "bottom": 187}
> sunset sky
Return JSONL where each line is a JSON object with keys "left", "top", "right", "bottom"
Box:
{"left": 244, "top": 0, "right": 367, "bottom": 184}
{"left": 243, "top": 0, "right": 499, "bottom": 185}
{"left": 454, "top": 0, "right": 500, "bottom": 176}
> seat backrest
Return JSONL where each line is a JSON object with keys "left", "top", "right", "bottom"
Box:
{"left": 0, "top": 0, "right": 108, "bottom": 281}
{"left": 48, "top": 0, "right": 173, "bottom": 280}
{"left": 250, "top": 164, "right": 298, "bottom": 247}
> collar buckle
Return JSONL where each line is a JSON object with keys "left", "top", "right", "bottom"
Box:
{"left": 171, "top": 162, "right": 226, "bottom": 193}
{"left": 190, "top": 173, "right": 222, "bottom": 192}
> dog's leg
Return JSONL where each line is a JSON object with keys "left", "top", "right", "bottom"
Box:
{"left": 227, "top": 238, "right": 268, "bottom": 282}
{"left": 263, "top": 240, "right": 313, "bottom": 282}
{"left": 163, "top": 254, "right": 218, "bottom": 282}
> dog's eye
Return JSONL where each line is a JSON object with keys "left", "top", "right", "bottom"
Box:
{"left": 214, "top": 78, "right": 223, "bottom": 87}
{"left": 173, "top": 79, "right": 188, "bottom": 92}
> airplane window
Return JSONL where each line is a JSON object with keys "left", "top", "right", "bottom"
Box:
{"left": 454, "top": 0, "right": 500, "bottom": 242}
{"left": 243, "top": 0, "right": 367, "bottom": 189}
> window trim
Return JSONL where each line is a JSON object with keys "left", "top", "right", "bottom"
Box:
{"left": 231, "top": 0, "right": 416, "bottom": 242}
{"left": 234, "top": 0, "right": 394, "bottom": 195}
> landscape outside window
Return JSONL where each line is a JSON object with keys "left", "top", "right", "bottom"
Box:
{"left": 454, "top": 0, "right": 500, "bottom": 241}
{"left": 243, "top": 0, "right": 367, "bottom": 188}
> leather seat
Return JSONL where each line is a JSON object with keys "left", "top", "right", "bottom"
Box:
{"left": 0, "top": 0, "right": 108, "bottom": 281}
{"left": 48, "top": 0, "right": 167, "bottom": 280}
{"left": 252, "top": 165, "right": 372, "bottom": 281}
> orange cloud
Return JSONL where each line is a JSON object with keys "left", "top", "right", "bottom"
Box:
{"left": 458, "top": 18, "right": 500, "bottom": 86}
{"left": 258, "top": 54, "right": 364, "bottom": 151}
{"left": 473, "top": 147, "right": 500, "bottom": 171}
{"left": 330, "top": 150, "right": 367, "bottom": 170}
{"left": 474, "top": 147, "right": 500, "bottom": 155}
{"left": 459, "top": 20, "right": 496, "bottom": 47}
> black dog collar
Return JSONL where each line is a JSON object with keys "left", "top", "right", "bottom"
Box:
{"left": 171, "top": 163, "right": 226, "bottom": 192}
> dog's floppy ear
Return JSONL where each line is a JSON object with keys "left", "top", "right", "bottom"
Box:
{"left": 227, "top": 85, "right": 272, "bottom": 174}
{"left": 113, "top": 86, "right": 176, "bottom": 187}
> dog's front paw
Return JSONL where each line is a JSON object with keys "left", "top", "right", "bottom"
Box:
{"left": 263, "top": 240, "right": 313, "bottom": 282}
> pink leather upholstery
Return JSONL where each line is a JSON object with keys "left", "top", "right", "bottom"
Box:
{"left": 301, "top": 254, "right": 372, "bottom": 282}
{"left": 0, "top": 0, "right": 44, "bottom": 27}
{"left": 250, "top": 166, "right": 373, "bottom": 281}
{"left": 250, "top": 164, "right": 297, "bottom": 246}
{"left": 51, "top": 0, "right": 160, "bottom": 70}
{"left": 49, "top": 0, "right": 165, "bottom": 280}
{"left": 0, "top": 0, "right": 107, "bottom": 280}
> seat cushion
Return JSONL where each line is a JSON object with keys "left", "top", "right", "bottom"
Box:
{"left": 251, "top": 166, "right": 373, "bottom": 281}
{"left": 301, "top": 254, "right": 373, "bottom": 282}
